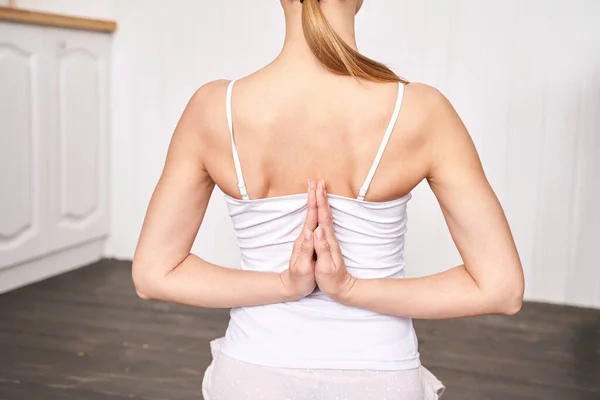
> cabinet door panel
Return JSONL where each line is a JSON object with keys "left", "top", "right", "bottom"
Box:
{"left": 0, "top": 24, "right": 47, "bottom": 270}
{"left": 47, "top": 30, "right": 110, "bottom": 249}
{"left": 58, "top": 48, "right": 101, "bottom": 225}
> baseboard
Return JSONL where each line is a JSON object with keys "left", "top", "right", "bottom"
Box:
{"left": 0, "top": 238, "right": 105, "bottom": 294}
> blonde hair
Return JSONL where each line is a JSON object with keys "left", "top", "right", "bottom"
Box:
{"left": 301, "top": 0, "right": 408, "bottom": 83}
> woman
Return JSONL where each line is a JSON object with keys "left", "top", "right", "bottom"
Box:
{"left": 132, "top": 0, "right": 524, "bottom": 398}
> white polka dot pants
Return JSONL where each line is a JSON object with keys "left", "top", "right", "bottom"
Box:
{"left": 202, "top": 341, "right": 444, "bottom": 400}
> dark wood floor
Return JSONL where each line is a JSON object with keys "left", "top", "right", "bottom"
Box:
{"left": 0, "top": 259, "right": 599, "bottom": 400}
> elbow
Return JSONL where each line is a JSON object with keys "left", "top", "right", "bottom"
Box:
{"left": 135, "top": 282, "right": 153, "bottom": 301}
{"left": 132, "top": 253, "right": 188, "bottom": 301}
{"left": 135, "top": 289, "right": 152, "bottom": 301}
{"left": 489, "top": 281, "right": 524, "bottom": 316}
{"left": 486, "top": 291, "right": 523, "bottom": 316}
{"left": 131, "top": 259, "right": 159, "bottom": 301}
{"left": 132, "top": 275, "right": 154, "bottom": 301}
{"left": 497, "top": 293, "right": 523, "bottom": 315}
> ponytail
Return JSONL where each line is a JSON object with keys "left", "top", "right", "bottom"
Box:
{"left": 301, "top": 0, "right": 408, "bottom": 83}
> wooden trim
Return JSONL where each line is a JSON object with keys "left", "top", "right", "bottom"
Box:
{"left": 0, "top": 6, "right": 117, "bottom": 33}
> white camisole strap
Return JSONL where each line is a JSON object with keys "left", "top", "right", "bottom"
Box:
{"left": 357, "top": 83, "right": 405, "bottom": 201}
{"left": 226, "top": 80, "right": 249, "bottom": 200}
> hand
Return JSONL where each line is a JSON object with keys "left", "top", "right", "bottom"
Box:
{"left": 279, "top": 180, "right": 318, "bottom": 301}
{"left": 313, "top": 180, "right": 357, "bottom": 303}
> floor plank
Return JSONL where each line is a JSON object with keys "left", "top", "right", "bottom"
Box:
{"left": 0, "top": 259, "right": 598, "bottom": 400}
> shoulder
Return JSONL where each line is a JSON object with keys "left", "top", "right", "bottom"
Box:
{"left": 393, "top": 82, "right": 474, "bottom": 174}
{"left": 165, "top": 80, "right": 233, "bottom": 164}
{"left": 402, "top": 82, "right": 466, "bottom": 139}
{"left": 186, "top": 79, "right": 231, "bottom": 121}
{"left": 192, "top": 79, "right": 230, "bottom": 99}
{"left": 403, "top": 82, "right": 454, "bottom": 120}
{"left": 176, "top": 79, "right": 231, "bottom": 141}
{"left": 402, "top": 83, "right": 478, "bottom": 178}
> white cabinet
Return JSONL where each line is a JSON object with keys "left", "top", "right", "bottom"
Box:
{"left": 0, "top": 21, "right": 111, "bottom": 293}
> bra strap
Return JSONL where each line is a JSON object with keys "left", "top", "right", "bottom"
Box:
{"left": 357, "top": 83, "right": 405, "bottom": 201}
{"left": 226, "top": 80, "right": 249, "bottom": 200}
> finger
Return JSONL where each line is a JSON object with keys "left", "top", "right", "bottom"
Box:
{"left": 294, "top": 228, "right": 315, "bottom": 273}
{"left": 293, "top": 180, "right": 317, "bottom": 264}
{"left": 316, "top": 180, "right": 340, "bottom": 251}
{"left": 302, "top": 179, "right": 318, "bottom": 231}
{"left": 290, "top": 227, "right": 306, "bottom": 266}
{"left": 313, "top": 226, "right": 332, "bottom": 258}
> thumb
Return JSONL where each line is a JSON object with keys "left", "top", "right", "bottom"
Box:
{"left": 313, "top": 226, "right": 331, "bottom": 256}
{"left": 296, "top": 229, "right": 315, "bottom": 266}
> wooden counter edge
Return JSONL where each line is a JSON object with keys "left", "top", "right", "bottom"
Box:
{"left": 0, "top": 6, "right": 117, "bottom": 33}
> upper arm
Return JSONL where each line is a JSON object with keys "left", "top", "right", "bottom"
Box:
{"left": 132, "top": 80, "right": 227, "bottom": 283}
{"left": 416, "top": 84, "right": 524, "bottom": 300}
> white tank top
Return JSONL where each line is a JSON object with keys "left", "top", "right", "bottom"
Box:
{"left": 220, "top": 80, "right": 420, "bottom": 370}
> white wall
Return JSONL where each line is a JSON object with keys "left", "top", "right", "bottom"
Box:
{"left": 363, "top": 1, "right": 600, "bottom": 309}
{"left": 6, "top": 0, "right": 600, "bottom": 308}
{"left": 105, "top": 1, "right": 287, "bottom": 272}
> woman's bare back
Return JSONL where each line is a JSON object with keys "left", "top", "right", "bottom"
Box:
{"left": 199, "top": 69, "right": 432, "bottom": 203}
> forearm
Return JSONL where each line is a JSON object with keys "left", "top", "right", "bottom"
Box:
{"left": 343, "top": 265, "right": 522, "bottom": 319}
{"left": 133, "top": 253, "right": 291, "bottom": 308}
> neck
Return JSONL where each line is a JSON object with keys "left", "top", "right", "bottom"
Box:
{"left": 276, "top": 1, "right": 358, "bottom": 69}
